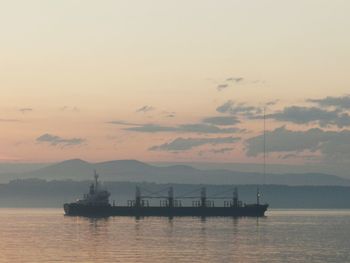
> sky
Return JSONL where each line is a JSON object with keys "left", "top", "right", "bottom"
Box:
{"left": 1, "top": 0, "right": 350, "bottom": 167}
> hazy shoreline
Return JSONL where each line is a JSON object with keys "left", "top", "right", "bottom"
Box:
{"left": 1, "top": 178, "right": 350, "bottom": 209}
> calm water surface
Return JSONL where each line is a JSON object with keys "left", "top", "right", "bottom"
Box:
{"left": 0, "top": 209, "right": 349, "bottom": 262}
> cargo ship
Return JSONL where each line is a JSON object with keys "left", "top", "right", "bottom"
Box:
{"left": 64, "top": 171, "right": 268, "bottom": 217}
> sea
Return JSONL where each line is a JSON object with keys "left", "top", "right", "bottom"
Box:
{"left": 0, "top": 209, "right": 349, "bottom": 262}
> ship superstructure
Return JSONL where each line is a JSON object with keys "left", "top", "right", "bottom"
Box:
{"left": 75, "top": 170, "right": 110, "bottom": 206}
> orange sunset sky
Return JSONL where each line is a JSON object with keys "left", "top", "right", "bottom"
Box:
{"left": 1, "top": 0, "right": 350, "bottom": 165}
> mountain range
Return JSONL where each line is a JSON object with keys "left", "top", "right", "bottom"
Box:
{"left": 1, "top": 159, "right": 349, "bottom": 186}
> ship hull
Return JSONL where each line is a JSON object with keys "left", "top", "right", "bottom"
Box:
{"left": 64, "top": 203, "right": 268, "bottom": 217}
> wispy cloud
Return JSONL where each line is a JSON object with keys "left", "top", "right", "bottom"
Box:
{"left": 278, "top": 153, "right": 321, "bottom": 161}
{"left": 36, "top": 134, "right": 86, "bottom": 147}
{"left": 262, "top": 106, "right": 350, "bottom": 128}
{"left": 161, "top": 111, "right": 176, "bottom": 118}
{"left": 126, "top": 124, "right": 176, "bottom": 133}
{"left": 19, "top": 108, "right": 33, "bottom": 114}
{"left": 245, "top": 126, "right": 350, "bottom": 162}
{"left": 107, "top": 120, "right": 141, "bottom": 126}
{"left": 210, "top": 147, "right": 234, "bottom": 154}
{"left": 246, "top": 126, "right": 325, "bottom": 156}
{"left": 125, "top": 123, "right": 242, "bottom": 134}
{"left": 178, "top": 124, "right": 241, "bottom": 134}
{"left": 216, "top": 100, "right": 262, "bottom": 117}
{"left": 217, "top": 84, "right": 229, "bottom": 91}
{"left": 202, "top": 116, "right": 240, "bottom": 126}
{"left": 215, "top": 98, "right": 350, "bottom": 128}
{"left": 60, "top": 106, "right": 79, "bottom": 112}
{"left": 110, "top": 119, "right": 242, "bottom": 134}
{"left": 149, "top": 136, "right": 240, "bottom": 151}
{"left": 226, "top": 77, "right": 243, "bottom": 83}
{"left": 198, "top": 147, "right": 235, "bottom": 156}
{"left": 216, "top": 77, "right": 244, "bottom": 91}
{"left": 136, "top": 105, "right": 155, "bottom": 113}
{"left": 308, "top": 95, "right": 350, "bottom": 110}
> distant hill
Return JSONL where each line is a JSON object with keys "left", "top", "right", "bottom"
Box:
{"left": 151, "top": 161, "right": 350, "bottom": 179}
{"left": 1, "top": 159, "right": 350, "bottom": 186}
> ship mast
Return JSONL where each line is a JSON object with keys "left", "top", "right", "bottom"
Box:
{"left": 94, "top": 170, "right": 99, "bottom": 192}
{"left": 168, "top": 187, "right": 174, "bottom": 208}
{"left": 263, "top": 106, "right": 266, "bottom": 185}
{"left": 258, "top": 106, "right": 266, "bottom": 205}
{"left": 135, "top": 186, "right": 141, "bottom": 207}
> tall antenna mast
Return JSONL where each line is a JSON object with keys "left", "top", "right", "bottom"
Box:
{"left": 263, "top": 106, "right": 266, "bottom": 185}
{"left": 257, "top": 105, "right": 266, "bottom": 205}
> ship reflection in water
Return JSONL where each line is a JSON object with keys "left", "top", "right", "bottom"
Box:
{"left": 64, "top": 171, "right": 268, "bottom": 217}
{"left": 1, "top": 209, "right": 349, "bottom": 262}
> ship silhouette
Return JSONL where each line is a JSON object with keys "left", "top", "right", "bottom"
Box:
{"left": 64, "top": 171, "right": 268, "bottom": 217}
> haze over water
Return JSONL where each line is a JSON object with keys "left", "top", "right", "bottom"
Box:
{"left": 0, "top": 209, "right": 349, "bottom": 262}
